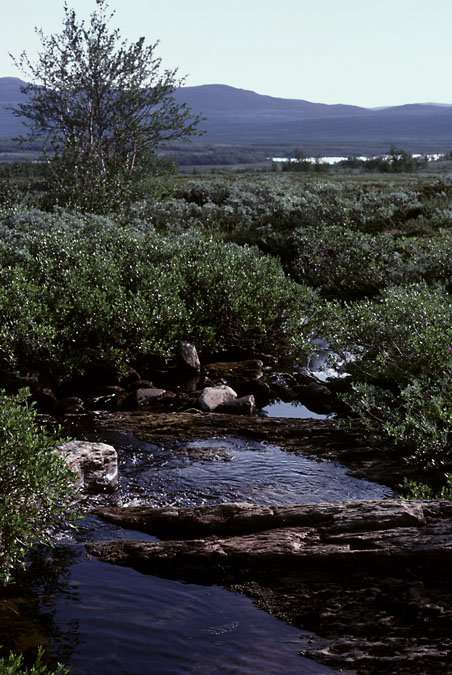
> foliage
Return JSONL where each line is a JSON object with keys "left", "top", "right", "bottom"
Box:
{"left": 10, "top": 0, "right": 203, "bottom": 212}
{"left": 321, "top": 284, "right": 452, "bottom": 475}
{"left": 0, "top": 209, "right": 316, "bottom": 380}
{"left": 0, "top": 389, "right": 79, "bottom": 585}
{"left": 400, "top": 476, "right": 452, "bottom": 500}
{"left": 0, "top": 647, "right": 67, "bottom": 675}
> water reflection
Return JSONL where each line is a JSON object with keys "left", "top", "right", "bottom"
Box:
{"left": 47, "top": 552, "right": 339, "bottom": 674}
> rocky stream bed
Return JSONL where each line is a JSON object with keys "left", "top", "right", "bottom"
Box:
{"left": 1, "top": 346, "right": 452, "bottom": 673}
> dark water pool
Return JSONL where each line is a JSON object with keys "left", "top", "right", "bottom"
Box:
{"left": 37, "top": 432, "right": 393, "bottom": 673}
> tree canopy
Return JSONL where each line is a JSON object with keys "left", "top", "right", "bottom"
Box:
{"left": 11, "top": 0, "right": 204, "bottom": 210}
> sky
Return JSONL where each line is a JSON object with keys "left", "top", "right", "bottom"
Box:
{"left": 2, "top": 0, "right": 452, "bottom": 109}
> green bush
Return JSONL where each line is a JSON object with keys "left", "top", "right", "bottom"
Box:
{"left": 321, "top": 283, "right": 452, "bottom": 476}
{"left": 0, "top": 209, "right": 317, "bottom": 380}
{"left": 0, "top": 390, "right": 79, "bottom": 585}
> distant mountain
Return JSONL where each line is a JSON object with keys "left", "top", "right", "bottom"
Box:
{"left": 0, "top": 77, "right": 28, "bottom": 136}
{"left": 2, "top": 78, "right": 452, "bottom": 154}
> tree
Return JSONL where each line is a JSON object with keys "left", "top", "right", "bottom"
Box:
{"left": 11, "top": 0, "right": 204, "bottom": 211}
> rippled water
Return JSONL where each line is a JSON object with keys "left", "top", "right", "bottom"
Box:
{"left": 36, "top": 432, "right": 394, "bottom": 673}
{"left": 98, "top": 433, "right": 395, "bottom": 508}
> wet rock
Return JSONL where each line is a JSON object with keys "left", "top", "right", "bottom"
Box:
{"left": 126, "top": 380, "right": 154, "bottom": 391}
{"left": 197, "top": 385, "right": 237, "bottom": 412}
{"left": 177, "top": 341, "right": 201, "bottom": 374}
{"left": 85, "top": 393, "right": 127, "bottom": 411}
{"left": 268, "top": 373, "right": 298, "bottom": 402}
{"left": 228, "top": 379, "right": 270, "bottom": 405}
{"left": 216, "top": 394, "right": 256, "bottom": 416}
{"left": 95, "top": 499, "right": 428, "bottom": 540}
{"left": 58, "top": 440, "right": 118, "bottom": 493}
{"left": 293, "top": 382, "right": 335, "bottom": 415}
{"left": 57, "top": 396, "right": 85, "bottom": 415}
{"left": 89, "top": 500, "right": 452, "bottom": 673}
{"left": 203, "top": 360, "right": 263, "bottom": 385}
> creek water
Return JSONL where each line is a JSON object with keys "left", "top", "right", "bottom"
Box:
{"left": 30, "top": 427, "right": 395, "bottom": 674}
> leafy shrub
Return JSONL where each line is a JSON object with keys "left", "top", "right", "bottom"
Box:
{"left": 321, "top": 283, "right": 452, "bottom": 475}
{"left": 0, "top": 390, "right": 79, "bottom": 585}
{"left": 0, "top": 209, "right": 317, "bottom": 380}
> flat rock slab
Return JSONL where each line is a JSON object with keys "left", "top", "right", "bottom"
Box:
{"left": 88, "top": 499, "right": 452, "bottom": 673}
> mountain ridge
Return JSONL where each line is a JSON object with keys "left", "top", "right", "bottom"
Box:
{"left": 2, "top": 78, "right": 452, "bottom": 155}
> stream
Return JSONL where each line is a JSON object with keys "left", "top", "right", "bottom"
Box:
{"left": 23, "top": 408, "right": 396, "bottom": 674}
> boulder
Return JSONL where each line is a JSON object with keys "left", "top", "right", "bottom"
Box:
{"left": 197, "top": 385, "right": 237, "bottom": 412}
{"left": 57, "top": 396, "right": 85, "bottom": 415}
{"left": 215, "top": 394, "right": 256, "bottom": 416}
{"left": 293, "top": 382, "right": 335, "bottom": 414}
{"left": 177, "top": 340, "right": 201, "bottom": 374}
{"left": 228, "top": 379, "right": 270, "bottom": 405}
{"left": 267, "top": 372, "right": 298, "bottom": 402}
{"left": 58, "top": 440, "right": 119, "bottom": 493}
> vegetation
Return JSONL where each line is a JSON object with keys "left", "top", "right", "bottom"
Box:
{"left": 1, "top": 164, "right": 452, "bottom": 609}
{"left": 0, "top": 647, "right": 68, "bottom": 675}
{"left": 0, "top": 389, "right": 79, "bottom": 586}
{"left": 10, "top": 0, "right": 203, "bottom": 213}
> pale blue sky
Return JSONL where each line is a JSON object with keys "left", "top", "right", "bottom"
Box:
{"left": 2, "top": 0, "right": 452, "bottom": 108}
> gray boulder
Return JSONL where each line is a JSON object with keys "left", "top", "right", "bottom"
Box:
{"left": 58, "top": 440, "right": 119, "bottom": 493}
{"left": 197, "top": 385, "right": 237, "bottom": 412}
{"left": 177, "top": 340, "right": 201, "bottom": 373}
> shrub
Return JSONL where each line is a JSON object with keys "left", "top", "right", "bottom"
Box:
{"left": 321, "top": 283, "right": 452, "bottom": 476}
{"left": 0, "top": 210, "right": 317, "bottom": 380}
{"left": 0, "top": 390, "right": 79, "bottom": 585}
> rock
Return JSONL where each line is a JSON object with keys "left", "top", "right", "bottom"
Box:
{"left": 31, "top": 386, "right": 58, "bottom": 414}
{"left": 58, "top": 440, "right": 119, "bottom": 493}
{"left": 122, "top": 387, "right": 177, "bottom": 409}
{"left": 216, "top": 394, "right": 256, "bottom": 416}
{"left": 177, "top": 341, "right": 201, "bottom": 374}
{"left": 135, "top": 387, "right": 168, "bottom": 405}
{"left": 228, "top": 379, "right": 270, "bottom": 405}
{"left": 89, "top": 500, "right": 452, "bottom": 672}
{"left": 293, "top": 382, "right": 335, "bottom": 414}
{"left": 127, "top": 380, "right": 154, "bottom": 391}
{"left": 57, "top": 396, "right": 85, "bottom": 415}
{"left": 267, "top": 373, "right": 298, "bottom": 402}
{"left": 85, "top": 392, "right": 127, "bottom": 411}
{"left": 94, "top": 499, "right": 429, "bottom": 540}
{"left": 203, "top": 360, "right": 263, "bottom": 385}
{"left": 197, "top": 385, "right": 237, "bottom": 412}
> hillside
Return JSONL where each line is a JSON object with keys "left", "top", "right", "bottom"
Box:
{"left": 2, "top": 78, "right": 452, "bottom": 156}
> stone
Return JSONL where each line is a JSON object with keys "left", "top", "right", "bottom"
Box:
{"left": 197, "top": 385, "right": 237, "bottom": 412}
{"left": 177, "top": 340, "right": 201, "bottom": 373}
{"left": 89, "top": 499, "right": 452, "bottom": 672}
{"left": 267, "top": 373, "right": 298, "bottom": 402}
{"left": 122, "top": 387, "right": 175, "bottom": 409}
{"left": 203, "top": 360, "right": 263, "bottom": 385}
{"left": 215, "top": 394, "right": 256, "bottom": 416}
{"left": 57, "top": 396, "right": 85, "bottom": 415}
{"left": 293, "top": 382, "right": 335, "bottom": 414}
{"left": 58, "top": 440, "right": 119, "bottom": 493}
{"left": 228, "top": 379, "right": 270, "bottom": 405}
